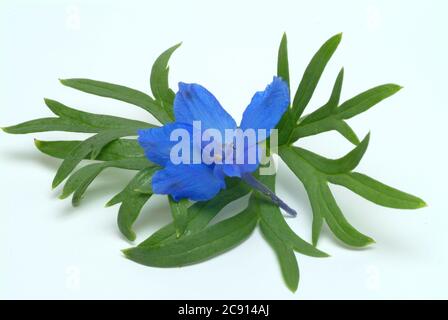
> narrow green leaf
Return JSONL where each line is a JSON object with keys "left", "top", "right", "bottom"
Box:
{"left": 290, "top": 133, "right": 369, "bottom": 174}
{"left": 256, "top": 173, "right": 328, "bottom": 257}
{"left": 138, "top": 179, "right": 251, "bottom": 248}
{"left": 60, "top": 159, "right": 152, "bottom": 206}
{"left": 2, "top": 118, "right": 100, "bottom": 134}
{"left": 328, "top": 172, "right": 426, "bottom": 209}
{"left": 63, "top": 164, "right": 104, "bottom": 205}
{"left": 277, "top": 109, "right": 296, "bottom": 146}
{"left": 259, "top": 220, "right": 299, "bottom": 292}
{"left": 277, "top": 33, "right": 290, "bottom": 90}
{"left": 290, "top": 116, "right": 360, "bottom": 145}
{"left": 60, "top": 78, "right": 172, "bottom": 124}
{"left": 301, "top": 181, "right": 326, "bottom": 246}
{"left": 331, "top": 119, "right": 360, "bottom": 145}
{"left": 318, "top": 183, "right": 374, "bottom": 247}
{"left": 169, "top": 196, "right": 190, "bottom": 238}
{"left": 34, "top": 139, "right": 80, "bottom": 158}
{"left": 292, "top": 33, "right": 342, "bottom": 121}
{"left": 35, "top": 138, "right": 144, "bottom": 161}
{"left": 52, "top": 128, "right": 139, "bottom": 188}
{"left": 44, "top": 98, "right": 151, "bottom": 130}
{"left": 337, "top": 84, "right": 402, "bottom": 119}
{"left": 300, "top": 68, "right": 344, "bottom": 126}
{"left": 118, "top": 194, "right": 152, "bottom": 242}
{"left": 150, "top": 43, "right": 181, "bottom": 115}
{"left": 123, "top": 207, "right": 258, "bottom": 267}
{"left": 137, "top": 224, "right": 177, "bottom": 248}
{"left": 111, "top": 167, "right": 159, "bottom": 241}
{"left": 279, "top": 146, "right": 374, "bottom": 247}
{"left": 3, "top": 100, "right": 152, "bottom": 134}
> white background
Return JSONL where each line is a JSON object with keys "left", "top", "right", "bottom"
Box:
{"left": 1, "top": 0, "right": 447, "bottom": 299}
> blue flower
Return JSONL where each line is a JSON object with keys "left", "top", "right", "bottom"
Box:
{"left": 138, "top": 76, "right": 290, "bottom": 203}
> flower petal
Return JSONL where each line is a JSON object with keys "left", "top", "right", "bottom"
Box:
{"left": 152, "top": 164, "right": 226, "bottom": 201}
{"left": 138, "top": 123, "right": 193, "bottom": 166}
{"left": 215, "top": 142, "right": 260, "bottom": 178}
{"left": 174, "top": 82, "right": 237, "bottom": 134}
{"left": 240, "top": 76, "right": 290, "bottom": 137}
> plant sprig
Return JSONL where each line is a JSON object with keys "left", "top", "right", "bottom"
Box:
{"left": 2, "top": 33, "right": 425, "bottom": 292}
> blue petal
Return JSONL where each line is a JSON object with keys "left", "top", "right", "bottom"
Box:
{"left": 215, "top": 143, "right": 260, "bottom": 178}
{"left": 138, "top": 123, "right": 193, "bottom": 166}
{"left": 152, "top": 164, "right": 226, "bottom": 201}
{"left": 174, "top": 82, "right": 237, "bottom": 134}
{"left": 240, "top": 76, "right": 290, "bottom": 137}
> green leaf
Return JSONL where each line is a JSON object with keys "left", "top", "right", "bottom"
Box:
{"left": 318, "top": 182, "right": 374, "bottom": 247}
{"left": 260, "top": 220, "right": 299, "bottom": 292}
{"left": 2, "top": 118, "right": 98, "bottom": 134}
{"left": 34, "top": 138, "right": 144, "bottom": 161}
{"left": 108, "top": 167, "right": 159, "bottom": 241}
{"left": 52, "top": 128, "right": 140, "bottom": 188}
{"left": 290, "top": 133, "right": 369, "bottom": 175}
{"left": 290, "top": 80, "right": 400, "bottom": 146}
{"left": 2, "top": 99, "right": 152, "bottom": 134}
{"left": 256, "top": 169, "right": 327, "bottom": 292}
{"left": 150, "top": 43, "right": 181, "bottom": 117}
{"left": 304, "top": 182, "right": 325, "bottom": 246}
{"left": 279, "top": 145, "right": 374, "bottom": 247}
{"left": 59, "top": 159, "right": 152, "bottom": 206}
{"left": 123, "top": 206, "right": 258, "bottom": 267}
{"left": 60, "top": 78, "right": 172, "bottom": 124}
{"left": 337, "top": 84, "right": 402, "bottom": 119}
{"left": 290, "top": 116, "right": 360, "bottom": 145}
{"left": 300, "top": 68, "right": 344, "bottom": 125}
{"left": 291, "top": 33, "right": 342, "bottom": 121}
{"left": 289, "top": 68, "right": 360, "bottom": 145}
{"left": 168, "top": 196, "right": 190, "bottom": 238}
{"left": 331, "top": 119, "right": 360, "bottom": 145}
{"left": 259, "top": 201, "right": 328, "bottom": 257}
{"left": 277, "top": 109, "right": 296, "bottom": 146}
{"left": 45, "top": 99, "right": 151, "bottom": 130}
{"left": 277, "top": 33, "right": 290, "bottom": 91}
{"left": 328, "top": 172, "right": 426, "bottom": 209}
{"left": 138, "top": 179, "right": 251, "bottom": 248}
{"left": 275, "top": 33, "right": 295, "bottom": 145}
{"left": 256, "top": 173, "right": 328, "bottom": 257}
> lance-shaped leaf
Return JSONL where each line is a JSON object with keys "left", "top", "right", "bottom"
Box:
{"left": 52, "top": 128, "right": 140, "bottom": 188}
{"left": 107, "top": 166, "right": 159, "bottom": 241}
{"left": 290, "top": 116, "right": 360, "bottom": 145}
{"left": 277, "top": 33, "right": 290, "bottom": 91}
{"left": 34, "top": 138, "right": 144, "bottom": 161}
{"left": 59, "top": 158, "right": 153, "bottom": 206}
{"left": 168, "top": 196, "right": 190, "bottom": 238}
{"left": 317, "top": 182, "right": 374, "bottom": 247}
{"left": 291, "top": 80, "right": 401, "bottom": 145}
{"left": 292, "top": 133, "right": 369, "bottom": 174}
{"left": 60, "top": 78, "right": 172, "bottom": 124}
{"left": 291, "top": 33, "right": 342, "bottom": 121}
{"left": 2, "top": 99, "right": 151, "bottom": 134}
{"left": 328, "top": 172, "right": 426, "bottom": 209}
{"left": 290, "top": 115, "right": 359, "bottom": 145}
{"left": 256, "top": 172, "right": 328, "bottom": 292}
{"left": 337, "top": 84, "right": 402, "bottom": 119}
{"left": 280, "top": 139, "right": 424, "bottom": 246}
{"left": 290, "top": 68, "right": 360, "bottom": 145}
{"left": 122, "top": 206, "right": 258, "bottom": 267}
{"left": 138, "top": 179, "right": 251, "bottom": 248}
{"left": 150, "top": 43, "right": 181, "bottom": 117}
{"left": 299, "top": 68, "right": 344, "bottom": 125}
{"left": 276, "top": 33, "right": 296, "bottom": 145}
{"left": 280, "top": 145, "right": 374, "bottom": 247}
{"left": 260, "top": 221, "right": 299, "bottom": 292}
